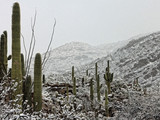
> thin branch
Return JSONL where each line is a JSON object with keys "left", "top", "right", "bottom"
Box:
{"left": 42, "top": 18, "right": 56, "bottom": 68}
{"left": 26, "top": 11, "right": 37, "bottom": 76}
{"left": 42, "top": 48, "right": 52, "bottom": 70}
{"left": 21, "top": 33, "right": 27, "bottom": 67}
{"left": 27, "top": 33, "right": 36, "bottom": 75}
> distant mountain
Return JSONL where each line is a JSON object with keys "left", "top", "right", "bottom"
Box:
{"left": 79, "top": 32, "right": 160, "bottom": 88}
{"left": 43, "top": 41, "right": 128, "bottom": 76}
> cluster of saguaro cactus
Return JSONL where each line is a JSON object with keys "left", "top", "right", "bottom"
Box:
{"left": 104, "top": 60, "right": 113, "bottom": 94}
{"left": 0, "top": 2, "right": 43, "bottom": 112}
{"left": 22, "top": 53, "right": 42, "bottom": 112}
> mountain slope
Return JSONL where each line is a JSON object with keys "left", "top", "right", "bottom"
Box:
{"left": 43, "top": 41, "right": 127, "bottom": 76}
{"left": 79, "top": 32, "right": 160, "bottom": 89}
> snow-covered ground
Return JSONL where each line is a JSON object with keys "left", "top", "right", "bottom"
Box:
{"left": 1, "top": 32, "right": 160, "bottom": 119}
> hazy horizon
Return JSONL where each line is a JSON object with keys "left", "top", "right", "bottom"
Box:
{"left": 1, "top": 0, "right": 160, "bottom": 55}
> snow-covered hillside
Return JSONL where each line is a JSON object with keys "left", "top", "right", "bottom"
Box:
{"left": 43, "top": 41, "right": 127, "bottom": 76}
{"left": 76, "top": 32, "right": 160, "bottom": 90}
{"left": 45, "top": 32, "right": 160, "bottom": 90}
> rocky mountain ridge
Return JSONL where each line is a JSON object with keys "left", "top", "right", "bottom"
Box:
{"left": 78, "top": 32, "right": 160, "bottom": 90}
{"left": 43, "top": 41, "right": 127, "bottom": 76}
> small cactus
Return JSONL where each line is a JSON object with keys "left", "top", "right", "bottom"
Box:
{"left": 66, "top": 84, "right": 69, "bottom": 101}
{"left": 97, "top": 74, "right": 100, "bottom": 102}
{"left": 72, "top": 66, "right": 74, "bottom": 82}
{"left": 33, "top": 53, "right": 42, "bottom": 111}
{"left": 21, "top": 53, "right": 25, "bottom": 76}
{"left": 86, "top": 69, "right": 88, "bottom": 76}
{"left": 82, "top": 77, "right": 84, "bottom": 87}
{"left": 43, "top": 74, "right": 45, "bottom": 84}
{"left": 105, "top": 88, "right": 109, "bottom": 117}
{"left": 90, "top": 78, "right": 94, "bottom": 101}
{"left": 95, "top": 62, "right": 98, "bottom": 79}
{"left": 73, "top": 77, "right": 76, "bottom": 95}
{"left": 23, "top": 75, "right": 32, "bottom": 111}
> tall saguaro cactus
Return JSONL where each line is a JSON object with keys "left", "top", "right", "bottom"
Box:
{"left": 0, "top": 34, "right": 5, "bottom": 78}
{"left": 33, "top": 53, "right": 42, "bottom": 111}
{"left": 104, "top": 60, "right": 113, "bottom": 94}
{"left": 95, "top": 62, "right": 101, "bottom": 101}
{"left": 11, "top": 2, "right": 22, "bottom": 106}
{"left": 3, "top": 31, "right": 7, "bottom": 74}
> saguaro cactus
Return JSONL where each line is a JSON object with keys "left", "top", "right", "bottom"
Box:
{"left": 90, "top": 78, "right": 94, "bottom": 101}
{"left": 105, "top": 87, "right": 109, "bottom": 117}
{"left": 33, "top": 53, "right": 42, "bottom": 111}
{"left": 23, "top": 75, "right": 32, "bottom": 110}
{"left": 21, "top": 53, "right": 25, "bottom": 76}
{"left": 72, "top": 66, "right": 74, "bottom": 82}
{"left": 43, "top": 74, "right": 45, "bottom": 84}
{"left": 73, "top": 77, "right": 76, "bottom": 95}
{"left": 95, "top": 62, "right": 98, "bottom": 79}
{"left": 95, "top": 62, "right": 101, "bottom": 101}
{"left": 104, "top": 60, "right": 113, "bottom": 94}
{"left": 3, "top": 31, "right": 7, "bottom": 74}
{"left": 66, "top": 84, "right": 69, "bottom": 101}
{"left": 0, "top": 34, "right": 5, "bottom": 78}
{"left": 86, "top": 69, "right": 88, "bottom": 76}
{"left": 11, "top": 2, "right": 22, "bottom": 106}
{"left": 97, "top": 74, "right": 101, "bottom": 102}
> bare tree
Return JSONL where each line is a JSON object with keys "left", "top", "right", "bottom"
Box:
{"left": 42, "top": 18, "right": 56, "bottom": 70}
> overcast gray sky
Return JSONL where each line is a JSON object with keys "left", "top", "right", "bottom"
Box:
{"left": 1, "top": 0, "right": 160, "bottom": 54}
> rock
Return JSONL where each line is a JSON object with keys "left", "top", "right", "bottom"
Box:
{"left": 121, "top": 88, "right": 128, "bottom": 94}
{"left": 142, "top": 114, "right": 154, "bottom": 120}
{"left": 154, "top": 114, "right": 160, "bottom": 120}
{"left": 98, "top": 114, "right": 103, "bottom": 119}
{"left": 51, "top": 97, "right": 57, "bottom": 103}
{"left": 122, "top": 99, "right": 128, "bottom": 103}
{"left": 76, "top": 104, "right": 83, "bottom": 111}
{"left": 108, "top": 94, "right": 114, "bottom": 98}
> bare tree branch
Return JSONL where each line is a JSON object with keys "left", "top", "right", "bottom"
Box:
{"left": 21, "top": 33, "right": 27, "bottom": 67}
{"left": 27, "top": 33, "right": 36, "bottom": 76}
{"left": 42, "top": 48, "right": 52, "bottom": 70}
{"left": 26, "top": 11, "right": 37, "bottom": 76}
{"left": 42, "top": 18, "right": 56, "bottom": 69}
